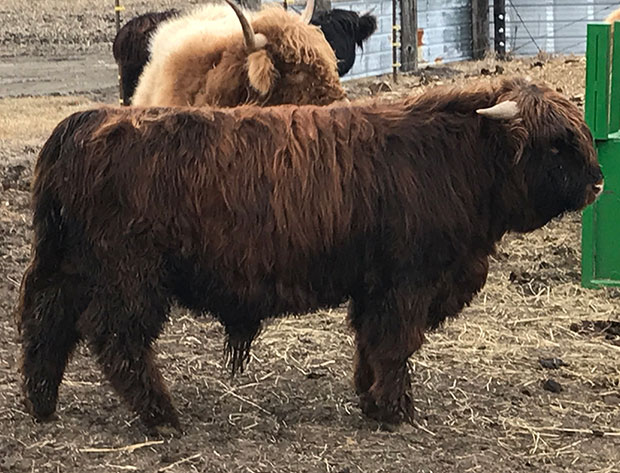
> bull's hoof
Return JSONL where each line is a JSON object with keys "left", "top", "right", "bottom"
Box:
{"left": 31, "top": 408, "right": 59, "bottom": 423}
{"left": 359, "top": 390, "right": 414, "bottom": 425}
{"left": 147, "top": 422, "right": 183, "bottom": 438}
{"left": 23, "top": 390, "right": 58, "bottom": 422}
{"left": 142, "top": 410, "right": 183, "bottom": 437}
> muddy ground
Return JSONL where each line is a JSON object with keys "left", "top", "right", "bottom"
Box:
{"left": 1, "top": 1, "right": 619, "bottom": 472}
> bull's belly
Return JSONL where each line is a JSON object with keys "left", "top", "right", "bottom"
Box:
{"left": 165, "top": 254, "right": 359, "bottom": 324}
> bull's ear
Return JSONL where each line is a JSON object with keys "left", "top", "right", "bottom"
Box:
{"left": 247, "top": 49, "right": 277, "bottom": 96}
{"left": 254, "top": 33, "right": 268, "bottom": 49}
{"left": 476, "top": 100, "right": 519, "bottom": 120}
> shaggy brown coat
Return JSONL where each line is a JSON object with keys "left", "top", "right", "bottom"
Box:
{"left": 18, "top": 78, "right": 602, "bottom": 432}
{"left": 132, "top": 3, "right": 345, "bottom": 108}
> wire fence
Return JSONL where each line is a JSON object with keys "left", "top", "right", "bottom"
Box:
{"left": 506, "top": 0, "right": 542, "bottom": 54}
{"left": 498, "top": 3, "right": 617, "bottom": 56}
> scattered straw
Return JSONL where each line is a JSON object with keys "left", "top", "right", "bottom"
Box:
{"left": 216, "top": 380, "right": 272, "bottom": 416}
{"left": 104, "top": 465, "right": 139, "bottom": 471}
{"left": 80, "top": 440, "right": 164, "bottom": 454}
{"left": 158, "top": 453, "right": 201, "bottom": 472}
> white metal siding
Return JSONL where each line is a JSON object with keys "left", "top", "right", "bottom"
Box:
{"left": 276, "top": 0, "right": 478, "bottom": 79}
{"left": 417, "top": 0, "right": 473, "bottom": 64}
{"left": 490, "top": 0, "right": 618, "bottom": 56}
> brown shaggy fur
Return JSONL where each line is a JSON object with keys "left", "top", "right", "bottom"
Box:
{"left": 133, "top": 4, "right": 345, "bottom": 108}
{"left": 18, "top": 78, "right": 602, "bottom": 432}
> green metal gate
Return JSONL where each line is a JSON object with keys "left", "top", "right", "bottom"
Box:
{"left": 582, "top": 22, "right": 620, "bottom": 288}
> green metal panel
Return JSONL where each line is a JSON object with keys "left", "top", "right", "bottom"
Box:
{"left": 581, "top": 205, "right": 595, "bottom": 287}
{"left": 584, "top": 23, "right": 610, "bottom": 140}
{"left": 610, "top": 23, "right": 620, "bottom": 133}
{"left": 586, "top": 138, "right": 620, "bottom": 286}
{"left": 582, "top": 22, "right": 620, "bottom": 288}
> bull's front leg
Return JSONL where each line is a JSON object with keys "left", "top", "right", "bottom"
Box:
{"left": 347, "top": 299, "right": 375, "bottom": 396}
{"left": 348, "top": 290, "right": 429, "bottom": 425}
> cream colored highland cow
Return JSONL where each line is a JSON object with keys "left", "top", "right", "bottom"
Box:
{"left": 132, "top": 0, "right": 346, "bottom": 108}
{"left": 606, "top": 6, "right": 620, "bottom": 26}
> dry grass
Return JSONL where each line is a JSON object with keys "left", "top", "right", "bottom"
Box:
{"left": 0, "top": 0, "right": 203, "bottom": 57}
{"left": 344, "top": 54, "right": 586, "bottom": 104}
{"left": 0, "top": 96, "right": 94, "bottom": 146}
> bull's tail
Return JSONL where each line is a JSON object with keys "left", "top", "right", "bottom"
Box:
{"left": 17, "top": 110, "right": 98, "bottom": 421}
{"left": 24, "top": 109, "right": 99, "bottom": 282}
{"left": 356, "top": 13, "right": 377, "bottom": 47}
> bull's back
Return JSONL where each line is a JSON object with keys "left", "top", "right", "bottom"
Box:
{"left": 138, "top": 105, "right": 380, "bottom": 253}
{"left": 43, "top": 106, "right": 366, "bottom": 218}
{"left": 69, "top": 105, "right": 384, "bottom": 314}
{"left": 54, "top": 106, "right": 381, "bottom": 294}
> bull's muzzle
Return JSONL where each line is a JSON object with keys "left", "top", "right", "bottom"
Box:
{"left": 585, "top": 179, "right": 604, "bottom": 206}
{"left": 592, "top": 180, "right": 604, "bottom": 198}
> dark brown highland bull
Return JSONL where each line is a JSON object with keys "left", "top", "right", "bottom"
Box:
{"left": 18, "top": 78, "right": 602, "bottom": 433}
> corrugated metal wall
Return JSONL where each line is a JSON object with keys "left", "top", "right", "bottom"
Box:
{"left": 264, "top": 1, "right": 620, "bottom": 79}
{"left": 417, "top": 0, "right": 472, "bottom": 64}
{"left": 276, "top": 0, "right": 478, "bottom": 79}
{"left": 490, "top": 0, "right": 618, "bottom": 56}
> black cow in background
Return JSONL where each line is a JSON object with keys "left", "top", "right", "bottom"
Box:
{"left": 310, "top": 9, "right": 377, "bottom": 76}
{"left": 112, "top": 10, "right": 179, "bottom": 105}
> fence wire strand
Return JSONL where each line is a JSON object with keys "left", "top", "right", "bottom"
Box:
{"left": 507, "top": 0, "right": 542, "bottom": 53}
{"left": 506, "top": 3, "right": 617, "bottom": 55}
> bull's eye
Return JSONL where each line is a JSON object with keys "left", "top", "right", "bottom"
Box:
{"left": 288, "top": 72, "right": 306, "bottom": 85}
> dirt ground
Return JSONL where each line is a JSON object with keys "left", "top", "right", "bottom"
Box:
{"left": 1, "top": 1, "right": 619, "bottom": 472}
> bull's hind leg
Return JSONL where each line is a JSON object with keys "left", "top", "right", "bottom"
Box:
{"left": 347, "top": 299, "right": 374, "bottom": 395}
{"left": 19, "top": 263, "right": 90, "bottom": 421}
{"left": 348, "top": 292, "right": 428, "bottom": 425}
{"left": 81, "top": 285, "right": 179, "bottom": 433}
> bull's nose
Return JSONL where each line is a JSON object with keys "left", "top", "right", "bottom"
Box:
{"left": 593, "top": 180, "right": 604, "bottom": 198}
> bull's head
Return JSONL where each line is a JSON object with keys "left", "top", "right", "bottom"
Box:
{"left": 476, "top": 79, "right": 603, "bottom": 232}
{"left": 223, "top": 0, "right": 346, "bottom": 106}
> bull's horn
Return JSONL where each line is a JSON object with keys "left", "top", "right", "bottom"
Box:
{"left": 223, "top": 0, "right": 263, "bottom": 51}
{"left": 299, "top": 0, "right": 315, "bottom": 24}
{"left": 360, "top": 7, "right": 376, "bottom": 16}
{"left": 476, "top": 100, "right": 519, "bottom": 120}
